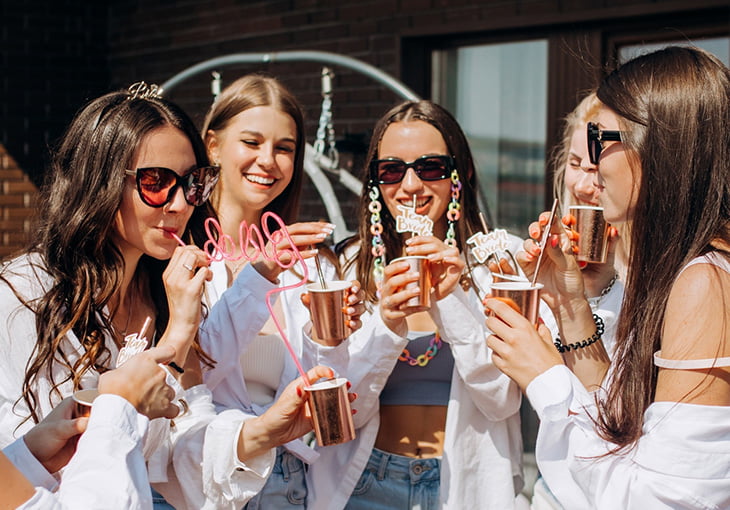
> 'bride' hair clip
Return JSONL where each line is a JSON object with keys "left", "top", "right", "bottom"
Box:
{"left": 127, "top": 81, "right": 163, "bottom": 100}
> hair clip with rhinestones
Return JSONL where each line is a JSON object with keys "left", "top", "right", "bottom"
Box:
{"left": 127, "top": 81, "right": 164, "bottom": 100}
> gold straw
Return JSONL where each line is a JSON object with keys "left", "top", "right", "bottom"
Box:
{"left": 312, "top": 245, "right": 327, "bottom": 289}
{"left": 478, "top": 211, "right": 490, "bottom": 233}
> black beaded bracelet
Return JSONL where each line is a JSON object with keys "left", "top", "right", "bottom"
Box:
{"left": 167, "top": 361, "right": 185, "bottom": 374}
{"left": 554, "top": 314, "right": 605, "bottom": 354}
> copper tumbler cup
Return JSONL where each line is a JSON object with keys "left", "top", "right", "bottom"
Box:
{"left": 305, "top": 378, "right": 356, "bottom": 446}
{"left": 569, "top": 206, "right": 609, "bottom": 264}
{"left": 391, "top": 256, "right": 431, "bottom": 312}
{"left": 307, "top": 280, "right": 351, "bottom": 346}
{"left": 72, "top": 389, "right": 99, "bottom": 418}
{"left": 490, "top": 282, "right": 543, "bottom": 326}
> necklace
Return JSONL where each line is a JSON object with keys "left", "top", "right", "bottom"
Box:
{"left": 116, "top": 284, "right": 135, "bottom": 337}
{"left": 587, "top": 272, "right": 618, "bottom": 311}
{"left": 399, "top": 331, "right": 442, "bottom": 367}
{"left": 226, "top": 258, "right": 248, "bottom": 278}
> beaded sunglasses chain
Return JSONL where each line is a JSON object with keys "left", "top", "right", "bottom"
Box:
{"left": 369, "top": 165, "right": 462, "bottom": 367}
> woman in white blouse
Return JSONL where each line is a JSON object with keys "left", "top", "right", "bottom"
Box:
{"left": 486, "top": 46, "right": 730, "bottom": 509}
{"left": 0, "top": 85, "right": 331, "bottom": 510}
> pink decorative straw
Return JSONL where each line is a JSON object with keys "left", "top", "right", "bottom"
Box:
{"left": 171, "top": 212, "right": 312, "bottom": 386}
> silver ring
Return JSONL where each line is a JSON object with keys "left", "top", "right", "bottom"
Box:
{"left": 182, "top": 263, "right": 194, "bottom": 272}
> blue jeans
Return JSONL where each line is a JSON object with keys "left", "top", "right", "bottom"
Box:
{"left": 151, "top": 487, "right": 175, "bottom": 510}
{"left": 345, "top": 448, "right": 441, "bottom": 510}
{"left": 244, "top": 447, "right": 307, "bottom": 509}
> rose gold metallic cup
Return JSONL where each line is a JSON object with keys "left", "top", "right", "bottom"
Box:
{"left": 490, "top": 282, "right": 543, "bottom": 326}
{"left": 391, "top": 256, "right": 431, "bottom": 312}
{"left": 307, "top": 280, "right": 351, "bottom": 345}
{"left": 569, "top": 205, "right": 609, "bottom": 264}
{"left": 305, "top": 378, "right": 355, "bottom": 446}
{"left": 72, "top": 389, "right": 99, "bottom": 418}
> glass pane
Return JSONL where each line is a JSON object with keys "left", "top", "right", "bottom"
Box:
{"left": 433, "top": 40, "right": 548, "bottom": 237}
{"left": 619, "top": 36, "right": 729, "bottom": 66}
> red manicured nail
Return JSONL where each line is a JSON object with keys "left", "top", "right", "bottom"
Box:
{"left": 550, "top": 235, "right": 559, "bottom": 248}
{"left": 296, "top": 386, "right": 303, "bottom": 398}
{"left": 346, "top": 381, "right": 352, "bottom": 389}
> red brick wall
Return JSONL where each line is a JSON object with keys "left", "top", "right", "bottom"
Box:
{"left": 2, "top": 0, "right": 727, "bottom": 254}
{"left": 0, "top": 145, "right": 38, "bottom": 258}
{"left": 102, "top": 0, "right": 729, "bottom": 229}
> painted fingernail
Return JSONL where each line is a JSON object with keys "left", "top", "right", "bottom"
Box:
{"left": 550, "top": 235, "right": 559, "bottom": 248}
{"left": 346, "top": 381, "right": 352, "bottom": 389}
{"left": 316, "top": 233, "right": 328, "bottom": 239}
{"left": 296, "top": 386, "right": 303, "bottom": 398}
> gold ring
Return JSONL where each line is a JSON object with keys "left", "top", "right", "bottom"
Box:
{"left": 182, "top": 263, "right": 194, "bottom": 272}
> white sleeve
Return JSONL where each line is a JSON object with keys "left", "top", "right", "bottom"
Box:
{"left": 155, "top": 384, "right": 275, "bottom": 510}
{"left": 301, "top": 308, "right": 407, "bottom": 429}
{"left": 430, "top": 285, "right": 522, "bottom": 421}
{"left": 200, "top": 264, "right": 278, "bottom": 391}
{"left": 3, "top": 436, "right": 58, "bottom": 491}
{"left": 56, "top": 394, "right": 151, "bottom": 509}
{"left": 527, "top": 365, "right": 730, "bottom": 510}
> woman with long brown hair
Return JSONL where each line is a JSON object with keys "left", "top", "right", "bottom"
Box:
{"left": 487, "top": 46, "right": 730, "bottom": 508}
{"left": 0, "top": 84, "right": 335, "bottom": 509}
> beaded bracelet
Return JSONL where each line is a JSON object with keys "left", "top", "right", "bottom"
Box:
{"left": 554, "top": 314, "right": 605, "bottom": 354}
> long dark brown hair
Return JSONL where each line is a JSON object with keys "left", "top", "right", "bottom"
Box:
{"left": 339, "top": 100, "right": 483, "bottom": 303}
{"left": 201, "top": 73, "right": 305, "bottom": 229}
{"left": 3, "top": 89, "right": 217, "bottom": 424}
{"left": 595, "top": 46, "right": 730, "bottom": 448}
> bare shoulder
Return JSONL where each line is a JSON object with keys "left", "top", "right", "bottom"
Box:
{"left": 662, "top": 260, "right": 730, "bottom": 360}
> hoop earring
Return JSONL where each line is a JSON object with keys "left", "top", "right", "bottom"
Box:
{"left": 368, "top": 182, "right": 385, "bottom": 286}
{"left": 445, "top": 168, "right": 461, "bottom": 247}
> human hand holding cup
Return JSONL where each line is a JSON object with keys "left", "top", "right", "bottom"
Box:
{"left": 568, "top": 206, "right": 609, "bottom": 264}
{"left": 306, "top": 280, "right": 354, "bottom": 345}
{"left": 305, "top": 377, "right": 356, "bottom": 446}
{"left": 75, "top": 346, "right": 180, "bottom": 421}
{"left": 390, "top": 256, "right": 431, "bottom": 312}
{"left": 487, "top": 281, "right": 543, "bottom": 326}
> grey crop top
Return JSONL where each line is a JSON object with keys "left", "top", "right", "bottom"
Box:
{"left": 380, "top": 331, "right": 455, "bottom": 406}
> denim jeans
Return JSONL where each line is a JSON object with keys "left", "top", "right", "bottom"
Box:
{"left": 151, "top": 487, "right": 175, "bottom": 510}
{"left": 244, "top": 447, "right": 308, "bottom": 509}
{"left": 345, "top": 448, "right": 441, "bottom": 510}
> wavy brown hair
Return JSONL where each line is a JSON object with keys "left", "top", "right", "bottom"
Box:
{"left": 4, "top": 89, "right": 217, "bottom": 424}
{"left": 338, "top": 100, "right": 484, "bottom": 303}
{"left": 595, "top": 46, "right": 730, "bottom": 449}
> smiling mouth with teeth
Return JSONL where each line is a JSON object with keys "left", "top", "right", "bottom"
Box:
{"left": 403, "top": 198, "right": 429, "bottom": 208}
{"left": 245, "top": 174, "right": 276, "bottom": 186}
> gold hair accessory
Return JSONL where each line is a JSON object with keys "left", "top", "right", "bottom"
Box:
{"left": 127, "top": 81, "right": 163, "bottom": 100}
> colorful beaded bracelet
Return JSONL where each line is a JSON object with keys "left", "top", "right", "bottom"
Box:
{"left": 554, "top": 314, "right": 605, "bottom": 354}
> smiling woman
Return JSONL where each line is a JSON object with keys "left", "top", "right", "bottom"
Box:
{"left": 197, "top": 73, "right": 362, "bottom": 510}
{"left": 0, "top": 84, "right": 339, "bottom": 510}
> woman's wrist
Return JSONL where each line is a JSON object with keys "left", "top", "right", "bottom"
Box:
{"left": 236, "top": 416, "right": 275, "bottom": 462}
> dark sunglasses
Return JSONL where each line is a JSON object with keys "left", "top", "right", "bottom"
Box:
{"left": 587, "top": 122, "right": 625, "bottom": 165}
{"left": 125, "top": 166, "right": 220, "bottom": 208}
{"left": 370, "top": 154, "right": 454, "bottom": 185}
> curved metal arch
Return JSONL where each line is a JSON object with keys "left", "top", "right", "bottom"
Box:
{"left": 161, "top": 50, "right": 420, "bottom": 241}
{"left": 160, "top": 50, "right": 419, "bottom": 101}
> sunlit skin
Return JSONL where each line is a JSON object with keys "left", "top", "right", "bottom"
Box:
{"left": 374, "top": 120, "right": 454, "bottom": 458}
{"left": 592, "top": 107, "right": 640, "bottom": 224}
{"left": 564, "top": 124, "right": 600, "bottom": 206}
{"left": 111, "top": 125, "right": 211, "bottom": 368}
{"left": 206, "top": 105, "right": 297, "bottom": 228}
{"left": 561, "top": 121, "right": 621, "bottom": 296}
{"left": 378, "top": 120, "right": 452, "bottom": 241}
